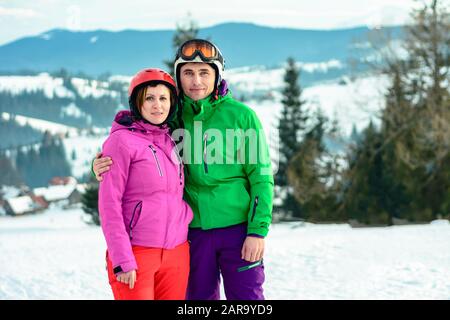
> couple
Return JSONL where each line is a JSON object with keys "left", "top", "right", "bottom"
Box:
{"left": 94, "top": 39, "right": 274, "bottom": 300}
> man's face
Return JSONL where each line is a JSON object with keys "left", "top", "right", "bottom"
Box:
{"left": 179, "top": 63, "right": 216, "bottom": 101}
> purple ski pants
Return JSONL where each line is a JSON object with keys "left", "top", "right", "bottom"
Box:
{"left": 186, "top": 223, "right": 265, "bottom": 300}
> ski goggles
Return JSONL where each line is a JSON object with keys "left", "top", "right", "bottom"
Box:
{"left": 179, "top": 39, "right": 224, "bottom": 64}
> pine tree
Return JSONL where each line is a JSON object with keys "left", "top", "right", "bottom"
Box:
{"left": 14, "top": 134, "right": 72, "bottom": 187}
{"left": 275, "top": 57, "right": 307, "bottom": 217}
{"left": 402, "top": 0, "right": 449, "bottom": 219}
{"left": 343, "top": 0, "right": 450, "bottom": 224}
{"left": 287, "top": 110, "right": 344, "bottom": 221}
{"left": 0, "top": 152, "right": 23, "bottom": 186}
{"left": 349, "top": 124, "right": 361, "bottom": 144}
{"left": 382, "top": 0, "right": 449, "bottom": 221}
{"left": 81, "top": 179, "right": 100, "bottom": 226}
{"left": 379, "top": 68, "right": 415, "bottom": 222}
{"left": 339, "top": 122, "right": 390, "bottom": 225}
{"left": 164, "top": 13, "right": 199, "bottom": 76}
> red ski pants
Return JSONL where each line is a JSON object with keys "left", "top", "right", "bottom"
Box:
{"left": 106, "top": 241, "right": 190, "bottom": 300}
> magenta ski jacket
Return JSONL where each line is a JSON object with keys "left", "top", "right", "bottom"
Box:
{"left": 98, "top": 110, "right": 193, "bottom": 274}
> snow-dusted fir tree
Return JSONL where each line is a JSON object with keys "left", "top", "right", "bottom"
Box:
{"left": 0, "top": 152, "right": 23, "bottom": 186}
{"left": 275, "top": 57, "right": 307, "bottom": 217}
{"left": 81, "top": 177, "right": 100, "bottom": 226}
{"left": 164, "top": 13, "right": 199, "bottom": 76}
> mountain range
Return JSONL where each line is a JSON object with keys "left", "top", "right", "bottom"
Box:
{"left": 0, "top": 22, "right": 402, "bottom": 76}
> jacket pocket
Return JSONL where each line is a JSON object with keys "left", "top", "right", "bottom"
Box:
{"left": 250, "top": 196, "right": 259, "bottom": 222}
{"left": 149, "top": 145, "right": 163, "bottom": 177}
{"left": 237, "top": 259, "right": 263, "bottom": 272}
{"left": 129, "top": 201, "right": 142, "bottom": 240}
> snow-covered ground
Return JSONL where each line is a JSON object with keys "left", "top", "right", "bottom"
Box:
{"left": 1, "top": 207, "right": 449, "bottom": 300}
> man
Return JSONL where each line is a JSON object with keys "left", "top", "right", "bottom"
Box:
{"left": 93, "top": 39, "right": 274, "bottom": 300}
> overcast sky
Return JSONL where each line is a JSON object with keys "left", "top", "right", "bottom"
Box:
{"left": 0, "top": 0, "right": 420, "bottom": 45}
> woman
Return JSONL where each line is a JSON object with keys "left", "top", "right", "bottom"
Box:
{"left": 98, "top": 68, "right": 193, "bottom": 300}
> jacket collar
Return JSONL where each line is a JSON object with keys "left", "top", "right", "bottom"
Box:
{"left": 111, "top": 110, "right": 170, "bottom": 135}
{"left": 182, "top": 92, "right": 231, "bottom": 121}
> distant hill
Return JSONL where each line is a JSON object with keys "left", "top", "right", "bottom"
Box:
{"left": 0, "top": 22, "right": 403, "bottom": 76}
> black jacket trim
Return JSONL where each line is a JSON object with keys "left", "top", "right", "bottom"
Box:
{"left": 113, "top": 266, "right": 123, "bottom": 274}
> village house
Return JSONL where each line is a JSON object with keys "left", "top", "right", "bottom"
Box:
{"left": 1, "top": 176, "right": 85, "bottom": 216}
{"left": 34, "top": 176, "right": 77, "bottom": 201}
{"left": 3, "top": 195, "right": 47, "bottom": 216}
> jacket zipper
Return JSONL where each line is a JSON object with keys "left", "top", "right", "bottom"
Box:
{"left": 250, "top": 196, "right": 259, "bottom": 222}
{"left": 203, "top": 133, "right": 208, "bottom": 174}
{"left": 129, "top": 201, "right": 142, "bottom": 240}
{"left": 237, "top": 259, "right": 263, "bottom": 272}
{"left": 171, "top": 138, "right": 183, "bottom": 185}
{"left": 149, "top": 145, "right": 163, "bottom": 177}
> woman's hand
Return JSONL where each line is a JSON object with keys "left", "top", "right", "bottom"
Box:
{"left": 116, "top": 270, "right": 137, "bottom": 289}
{"left": 93, "top": 152, "right": 113, "bottom": 182}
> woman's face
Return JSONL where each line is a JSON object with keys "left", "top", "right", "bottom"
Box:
{"left": 139, "top": 84, "right": 171, "bottom": 125}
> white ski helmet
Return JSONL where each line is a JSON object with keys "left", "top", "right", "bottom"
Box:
{"left": 174, "top": 39, "right": 225, "bottom": 91}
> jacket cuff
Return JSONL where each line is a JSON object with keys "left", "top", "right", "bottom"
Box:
{"left": 247, "top": 227, "right": 268, "bottom": 237}
{"left": 90, "top": 158, "right": 96, "bottom": 178}
{"left": 247, "top": 233, "right": 265, "bottom": 239}
{"left": 113, "top": 260, "right": 137, "bottom": 275}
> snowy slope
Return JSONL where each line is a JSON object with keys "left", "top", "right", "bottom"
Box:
{"left": 0, "top": 67, "right": 388, "bottom": 138}
{"left": 0, "top": 112, "right": 107, "bottom": 179}
{"left": 0, "top": 208, "right": 448, "bottom": 300}
{"left": 1, "top": 112, "right": 79, "bottom": 136}
{"left": 63, "top": 133, "right": 108, "bottom": 179}
{"left": 71, "top": 78, "right": 118, "bottom": 99}
{"left": 241, "top": 75, "right": 389, "bottom": 142}
{"left": 0, "top": 73, "right": 75, "bottom": 99}
{"left": 225, "top": 61, "right": 344, "bottom": 94}
{"left": 301, "top": 75, "right": 388, "bottom": 134}
{"left": 0, "top": 73, "right": 118, "bottom": 99}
